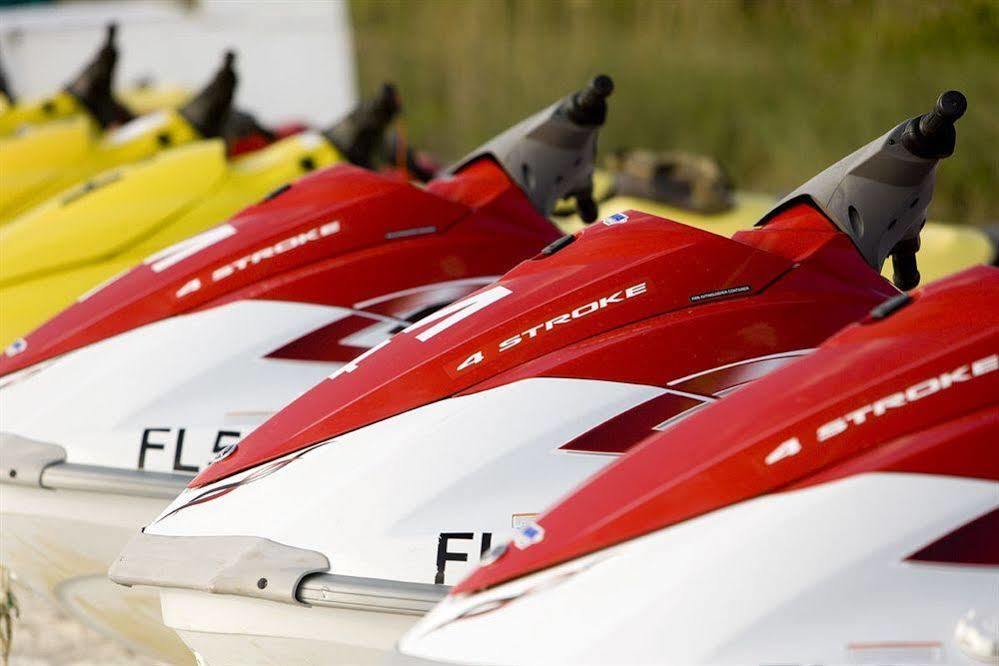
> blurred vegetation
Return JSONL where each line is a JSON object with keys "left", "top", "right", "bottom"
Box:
{"left": 351, "top": 0, "right": 997, "bottom": 224}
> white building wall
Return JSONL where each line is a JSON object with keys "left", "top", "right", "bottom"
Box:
{"left": 0, "top": 0, "right": 358, "bottom": 126}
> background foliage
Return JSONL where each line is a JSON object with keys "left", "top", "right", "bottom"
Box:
{"left": 352, "top": 0, "right": 997, "bottom": 224}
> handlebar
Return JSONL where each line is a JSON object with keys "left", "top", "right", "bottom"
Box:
{"left": 324, "top": 82, "right": 401, "bottom": 168}
{"left": 573, "top": 188, "right": 599, "bottom": 223}
{"left": 890, "top": 236, "right": 921, "bottom": 291}
{"left": 920, "top": 90, "right": 967, "bottom": 137}
{"left": 892, "top": 90, "right": 967, "bottom": 288}
{"left": 370, "top": 83, "right": 402, "bottom": 123}
{"left": 565, "top": 75, "right": 613, "bottom": 221}
{"left": 566, "top": 75, "right": 614, "bottom": 126}
{"left": 902, "top": 90, "right": 967, "bottom": 159}
{"left": 448, "top": 73, "right": 614, "bottom": 219}
{"left": 66, "top": 23, "right": 135, "bottom": 128}
{"left": 179, "top": 50, "right": 238, "bottom": 139}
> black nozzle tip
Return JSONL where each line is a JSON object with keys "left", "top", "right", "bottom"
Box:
{"left": 591, "top": 74, "right": 614, "bottom": 98}
{"left": 106, "top": 22, "right": 118, "bottom": 44}
{"left": 377, "top": 82, "right": 401, "bottom": 114}
{"left": 935, "top": 90, "right": 967, "bottom": 122}
{"left": 222, "top": 50, "right": 237, "bottom": 69}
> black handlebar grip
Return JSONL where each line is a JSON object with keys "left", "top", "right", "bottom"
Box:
{"left": 65, "top": 22, "right": 134, "bottom": 128}
{"left": 324, "top": 82, "right": 401, "bottom": 168}
{"left": 918, "top": 90, "right": 967, "bottom": 139}
{"left": 890, "top": 236, "right": 921, "bottom": 291}
{"left": 901, "top": 89, "right": 966, "bottom": 160}
{"left": 179, "top": 50, "right": 238, "bottom": 139}
{"left": 368, "top": 82, "right": 401, "bottom": 125}
{"left": 567, "top": 74, "right": 614, "bottom": 126}
{"left": 576, "top": 75, "right": 614, "bottom": 113}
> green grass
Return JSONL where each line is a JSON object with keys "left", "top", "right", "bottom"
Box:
{"left": 351, "top": 0, "right": 997, "bottom": 224}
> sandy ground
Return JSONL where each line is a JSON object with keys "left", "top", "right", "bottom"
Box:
{"left": 8, "top": 582, "right": 168, "bottom": 666}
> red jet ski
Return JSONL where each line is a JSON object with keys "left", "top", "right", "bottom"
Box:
{"left": 398, "top": 264, "right": 998, "bottom": 666}
{"left": 109, "top": 94, "right": 969, "bottom": 664}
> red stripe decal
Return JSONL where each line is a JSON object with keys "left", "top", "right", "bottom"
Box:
{"left": 266, "top": 315, "right": 379, "bottom": 363}
{"left": 560, "top": 393, "right": 705, "bottom": 455}
{"left": 907, "top": 507, "right": 999, "bottom": 566}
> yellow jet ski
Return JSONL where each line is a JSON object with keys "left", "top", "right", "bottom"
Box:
{"left": 0, "top": 83, "right": 402, "bottom": 344}
{"left": 0, "top": 49, "right": 237, "bottom": 222}
{"left": 556, "top": 150, "right": 996, "bottom": 285}
{"left": 0, "top": 24, "right": 133, "bottom": 137}
{"left": 118, "top": 80, "right": 191, "bottom": 116}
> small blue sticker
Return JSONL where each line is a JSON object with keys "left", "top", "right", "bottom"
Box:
{"left": 4, "top": 338, "right": 27, "bottom": 357}
{"left": 513, "top": 522, "right": 546, "bottom": 549}
{"left": 601, "top": 212, "right": 629, "bottom": 226}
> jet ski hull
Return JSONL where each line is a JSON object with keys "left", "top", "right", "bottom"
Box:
{"left": 0, "top": 300, "right": 348, "bottom": 662}
{"left": 1, "top": 470, "right": 194, "bottom": 663}
{"left": 158, "top": 584, "right": 434, "bottom": 666}
{"left": 111, "top": 375, "right": 654, "bottom": 663}
{"left": 394, "top": 472, "right": 997, "bottom": 665}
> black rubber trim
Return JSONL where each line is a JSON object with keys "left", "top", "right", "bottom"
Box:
{"left": 263, "top": 183, "right": 292, "bottom": 202}
{"left": 868, "top": 292, "right": 912, "bottom": 321}
{"left": 540, "top": 234, "right": 576, "bottom": 256}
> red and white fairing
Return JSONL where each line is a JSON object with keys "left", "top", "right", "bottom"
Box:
{"left": 115, "top": 94, "right": 973, "bottom": 665}
{"left": 125, "top": 202, "right": 896, "bottom": 665}
{"left": 396, "top": 265, "right": 998, "bottom": 666}
{"left": 0, "top": 161, "right": 559, "bottom": 473}
{"left": 187, "top": 202, "right": 895, "bottom": 488}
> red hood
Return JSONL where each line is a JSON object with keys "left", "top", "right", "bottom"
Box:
{"left": 1, "top": 162, "right": 545, "bottom": 376}
{"left": 456, "top": 265, "right": 999, "bottom": 594}
{"left": 194, "top": 203, "right": 896, "bottom": 487}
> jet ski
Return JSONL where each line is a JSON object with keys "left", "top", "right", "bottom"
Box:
{"left": 108, "top": 92, "right": 966, "bottom": 664}
{"left": 0, "top": 47, "right": 234, "bottom": 222}
{"left": 395, "top": 263, "right": 998, "bottom": 666}
{"left": 0, "top": 78, "right": 400, "bottom": 346}
{"left": 1, "top": 75, "right": 613, "bottom": 662}
{"left": 0, "top": 24, "right": 133, "bottom": 137}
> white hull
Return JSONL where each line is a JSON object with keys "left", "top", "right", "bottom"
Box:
{"left": 397, "top": 473, "right": 999, "bottom": 665}
{"left": 147, "top": 377, "right": 657, "bottom": 582}
{"left": 1, "top": 483, "right": 195, "bottom": 663}
{"left": 116, "top": 376, "right": 659, "bottom": 664}
{"left": 161, "top": 589, "right": 419, "bottom": 666}
{"left": 1, "top": 300, "right": 343, "bottom": 472}
{"left": 1, "top": 300, "right": 343, "bottom": 662}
